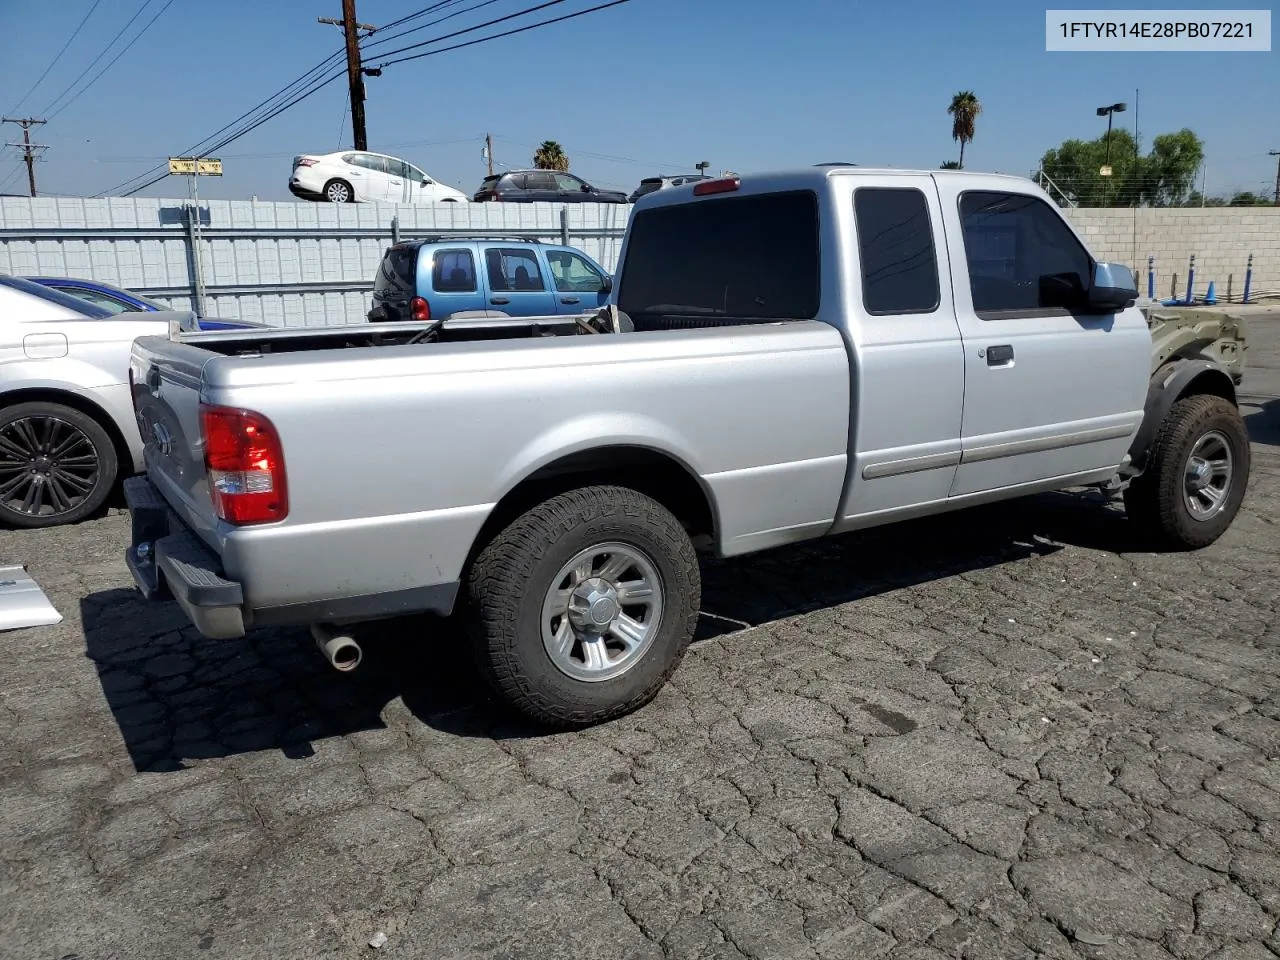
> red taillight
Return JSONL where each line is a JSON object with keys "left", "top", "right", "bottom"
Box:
{"left": 200, "top": 404, "right": 288, "bottom": 525}
{"left": 693, "top": 177, "right": 740, "bottom": 196}
{"left": 410, "top": 296, "right": 430, "bottom": 322}
{"left": 295, "top": 158, "right": 317, "bottom": 167}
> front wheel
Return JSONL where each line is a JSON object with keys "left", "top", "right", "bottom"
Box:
{"left": 1123, "top": 394, "right": 1250, "bottom": 549}
{"left": 466, "top": 486, "right": 700, "bottom": 728}
{"left": 0, "top": 402, "right": 117, "bottom": 528}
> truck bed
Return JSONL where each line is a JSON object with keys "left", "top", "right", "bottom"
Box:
{"left": 128, "top": 317, "right": 852, "bottom": 626}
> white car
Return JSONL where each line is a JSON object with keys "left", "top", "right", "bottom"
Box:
{"left": 289, "top": 150, "right": 468, "bottom": 204}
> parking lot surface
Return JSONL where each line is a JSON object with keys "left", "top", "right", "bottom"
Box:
{"left": 2, "top": 318, "right": 1279, "bottom": 960}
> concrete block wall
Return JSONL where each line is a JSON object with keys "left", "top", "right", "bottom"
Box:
{"left": 1065, "top": 207, "right": 1280, "bottom": 302}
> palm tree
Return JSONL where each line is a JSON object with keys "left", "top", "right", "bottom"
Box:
{"left": 533, "top": 140, "right": 569, "bottom": 172}
{"left": 940, "top": 160, "right": 962, "bottom": 169}
{"left": 947, "top": 91, "right": 981, "bottom": 169}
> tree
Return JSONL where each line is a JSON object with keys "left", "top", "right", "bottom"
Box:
{"left": 1228, "top": 190, "right": 1270, "bottom": 206}
{"left": 533, "top": 140, "right": 569, "bottom": 172}
{"left": 947, "top": 91, "right": 981, "bottom": 169}
{"left": 1038, "top": 127, "right": 1204, "bottom": 208}
{"left": 1144, "top": 129, "right": 1204, "bottom": 207}
{"left": 940, "top": 160, "right": 962, "bottom": 169}
{"left": 1185, "top": 191, "right": 1228, "bottom": 207}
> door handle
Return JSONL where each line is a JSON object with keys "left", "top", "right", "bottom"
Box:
{"left": 560, "top": 297, "right": 580, "bottom": 304}
{"left": 985, "top": 344, "right": 1014, "bottom": 366}
{"left": 490, "top": 297, "right": 510, "bottom": 305}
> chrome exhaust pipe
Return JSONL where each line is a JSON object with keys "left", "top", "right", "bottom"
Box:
{"left": 311, "top": 623, "right": 362, "bottom": 672}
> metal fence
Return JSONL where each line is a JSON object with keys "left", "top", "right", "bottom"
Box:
{"left": 0, "top": 196, "right": 633, "bottom": 326}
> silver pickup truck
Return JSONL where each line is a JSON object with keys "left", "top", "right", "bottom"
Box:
{"left": 123, "top": 167, "right": 1251, "bottom": 727}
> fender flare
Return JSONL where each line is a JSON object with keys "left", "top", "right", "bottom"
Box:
{"left": 1125, "top": 358, "right": 1237, "bottom": 475}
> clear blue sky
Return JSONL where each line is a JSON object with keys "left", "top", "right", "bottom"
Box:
{"left": 1, "top": 0, "right": 1276, "bottom": 201}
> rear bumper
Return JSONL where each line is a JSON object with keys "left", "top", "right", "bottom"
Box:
{"left": 289, "top": 180, "right": 322, "bottom": 200}
{"left": 124, "top": 477, "right": 248, "bottom": 639}
{"left": 124, "top": 476, "right": 462, "bottom": 639}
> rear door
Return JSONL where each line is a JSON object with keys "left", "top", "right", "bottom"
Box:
{"left": 424, "top": 245, "right": 482, "bottom": 318}
{"left": 347, "top": 153, "right": 392, "bottom": 202}
{"left": 545, "top": 248, "right": 610, "bottom": 314}
{"left": 480, "top": 246, "right": 556, "bottom": 315}
{"left": 521, "top": 171, "right": 558, "bottom": 202}
{"left": 382, "top": 156, "right": 408, "bottom": 203}
{"left": 936, "top": 183, "right": 1150, "bottom": 497}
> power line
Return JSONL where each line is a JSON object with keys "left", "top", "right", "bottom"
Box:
{"left": 39, "top": 0, "right": 158, "bottom": 116}
{"left": 377, "top": 0, "right": 634, "bottom": 68}
{"left": 8, "top": 0, "right": 104, "bottom": 114}
{"left": 102, "top": 0, "right": 635, "bottom": 198}
{"left": 374, "top": 0, "right": 572, "bottom": 62}
{"left": 120, "top": 69, "right": 347, "bottom": 197}
{"left": 95, "top": 50, "right": 347, "bottom": 196}
{"left": 362, "top": 0, "right": 503, "bottom": 51}
{"left": 47, "top": 0, "right": 178, "bottom": 120}
{"left": 375, "top": 0, "right": 462, "bottom": 32}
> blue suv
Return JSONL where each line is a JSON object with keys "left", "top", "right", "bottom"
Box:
{"left": 368, "top": 237, "right": 613, "bottom": 323}
{"left": 368, "top": 235, "right": 611, "bottom": 323}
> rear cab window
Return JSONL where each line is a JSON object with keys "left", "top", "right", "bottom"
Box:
{"left": 958, "top": 191, "right": 1093, "bottom": 318}
{"left": 853, "top": 187, "right": 940, "bottom": 315}
{"left": 617, "top": 191, "right": 820, "bottom": 326}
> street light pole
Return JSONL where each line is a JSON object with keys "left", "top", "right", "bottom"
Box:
{"left": 1096, "top": 101, "right": 1127, "bottom": 206}
{"left": 1270, "top": 150, "right": 1280, "bottom": 206}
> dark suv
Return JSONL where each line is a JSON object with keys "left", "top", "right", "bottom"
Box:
{"left": 472, "top": 170, "right": 628, "bottom": 203}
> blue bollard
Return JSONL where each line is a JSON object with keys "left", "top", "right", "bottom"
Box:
{"left": 1185, "top": 254, "right": 1196, "bottom": 304}
{"left": 1243, "top": 254, "right": 1253, "bottom": 304}
{"left": 1147, "top": 256, "right": 1155, "bottom": 299}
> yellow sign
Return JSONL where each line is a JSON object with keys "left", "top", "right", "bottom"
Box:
{"left": 167, "top": 157, "right": 223, "bottom": 176}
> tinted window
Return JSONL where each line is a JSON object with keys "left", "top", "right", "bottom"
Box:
{"left": 432, "top": 249, "right": 476, "bottom": 292}
{"left": 546, "top": 250, "right": 605, "bottom": 293}
{"left": 853, "top": 187, "right": 940, "bottom": 315}
{"left": 523, "top": 172, "right": 557, "bottom": 191}
{"left": 485, "top": 247, "right": 545, "bottom": 292}
{"left": 553, "top": 173, "right": 585, "bottom": 192}
{"left": 0, "top": 276, "right": 112, "bottom": 317}
{"left": 373, "top": 245, "right": 418, "bottom": 299}
{"left": 618, "top": 191, "right": 820, "bottom": 321}
{"left": 54, "top": 287, "right": 132, "bottom": 314}
{"left": 958, "top": 191, "right": 1092, "bottom": 317}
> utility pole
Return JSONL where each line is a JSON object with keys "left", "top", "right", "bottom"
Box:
{"left": 318, "top": 1, "right": 377, "bottom": 151}
{"left": 2, "top": 117, "right": 47, "bottom": 197}
{"left": 1270, "top": 151, "right": 1280, "bottom": 206}
{"left": 485, "top": 133, "right": 494, "bottom": 176}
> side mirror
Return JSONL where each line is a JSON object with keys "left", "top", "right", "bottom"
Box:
{"left": 422, "top": 178, "right": 432, "bottom": 186}
{"left": 1087, "top": 261, "right": 1138, "bottom": 312}
{"left": 601, "top": 275, "right": 613, "bottom": 294}
{"left": 581, "top": 183, "right": 593, "bottom": 193}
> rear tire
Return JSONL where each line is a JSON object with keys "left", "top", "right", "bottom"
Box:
{"left": 0, "top": 401, "right": 117, "bottom": 529}
{"left": 323, "top": 179, "right": 354, "bottom": 203}
{"left": 466, "top": 485, "right": 700, "bottom": 728}
{"left": 1123, "top": 394, "right": 1249, "bottom": 549}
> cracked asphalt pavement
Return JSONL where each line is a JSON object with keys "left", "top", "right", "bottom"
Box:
{"left": 2, "top": 317, "right": 1279, "bottom": 960}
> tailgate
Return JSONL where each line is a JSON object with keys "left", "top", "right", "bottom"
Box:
{"left": 128, "top": 334, "right": 221, "bottom": 541}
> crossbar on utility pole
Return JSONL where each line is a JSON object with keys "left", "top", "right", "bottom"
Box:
{"left": 2, "top": 117, "right": 48, "bottom": 197}
{"left": 318, "top": 1, "right": 376, "bottom": 151}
